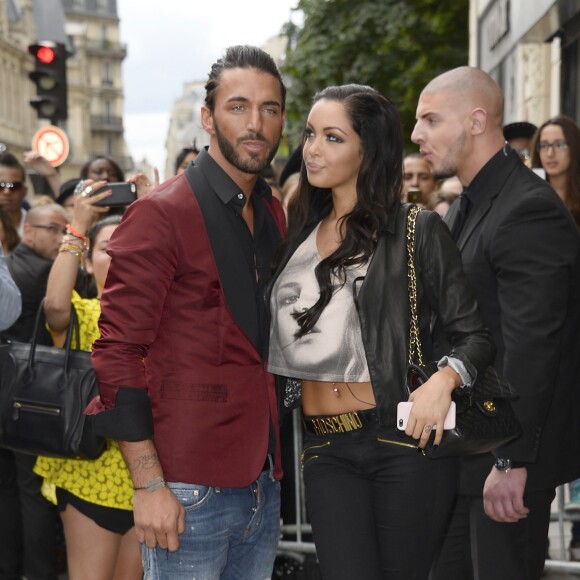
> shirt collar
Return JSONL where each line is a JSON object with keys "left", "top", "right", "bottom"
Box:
{"left": 193, "top": 148, "right": 272, "bottom": 207}
{"left": 465, "top": 143, "right": 511, "bottom": 203}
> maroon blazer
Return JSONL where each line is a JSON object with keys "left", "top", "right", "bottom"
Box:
{"left": 91, "top": 155, "right": 285, "bottom": 487}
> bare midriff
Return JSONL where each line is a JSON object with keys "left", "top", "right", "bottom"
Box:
{"left": 302, "top": 380, "right": 376, "bottom": 416}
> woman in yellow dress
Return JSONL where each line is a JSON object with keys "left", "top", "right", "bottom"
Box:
{"left": 34, "top": 181, "right": 141, "bottom": 579}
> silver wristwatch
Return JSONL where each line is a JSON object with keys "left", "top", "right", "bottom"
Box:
{"left": 494, "top": 458, "right": 513, "bottom": 473}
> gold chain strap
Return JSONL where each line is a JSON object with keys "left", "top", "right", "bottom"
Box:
{"left": 406, "top": 205, "right": 424, "bottom": 366}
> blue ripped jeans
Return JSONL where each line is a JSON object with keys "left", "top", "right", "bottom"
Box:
{"left": 142, "top": 462, "right": 280, "bottom": 580}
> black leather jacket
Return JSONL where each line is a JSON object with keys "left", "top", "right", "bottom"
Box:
{"left": 270, "top": 202, "right": 494, "bottom": 424}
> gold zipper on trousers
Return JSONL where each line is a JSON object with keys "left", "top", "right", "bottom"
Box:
{"left": 12, "top": 401, "right": 61, "bottom": 420}
{"left": 301, "top": 441, "right": 330, "bottom": 471}
{"left": 377, "top": 437, "right": 425, "bottom": 455}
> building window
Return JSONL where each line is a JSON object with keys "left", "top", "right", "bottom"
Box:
{"left": 562, "top": 38, "right": 580, "bottom": 120}
{"left": 102, "top": 61, "right": 112, "bottom": 85}
{"left": 103, "top": 100, "right": 112, "bottom": 121}
{"left": 97, "top": 0, "right": 108, "bottom": 12}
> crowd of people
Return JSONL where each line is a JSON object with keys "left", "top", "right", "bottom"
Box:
{"left": 0, "top": 44, "right": 579, "bottom": 580}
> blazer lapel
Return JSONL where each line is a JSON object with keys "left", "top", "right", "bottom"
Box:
{"left": 185, "top": 165, "right": 261, "bottom": 353}
{"left": 457, "top": 195, "right": 493, "bottom": 251}
{"left": 454, "top": 151, "right": 521, "bottom": 251}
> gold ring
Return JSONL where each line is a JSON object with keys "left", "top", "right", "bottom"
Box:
{"left": 424, "top": 425, "right": 432, "bottom": 433}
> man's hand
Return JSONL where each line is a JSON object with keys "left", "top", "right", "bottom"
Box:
{"left": 119, "top": 439, "right": 185, "bottom": 551}
{"left": 133, "top": 485, "right": 185, "bottom": 551}
{"left": 483, "top": 465, "right": 529, "bottom": 523}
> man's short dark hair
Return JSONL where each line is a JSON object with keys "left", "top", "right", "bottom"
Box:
{"left": 204, "top": 45, "right": 286, "bottom": 112}
{"left": 0, "top": 152, "right": 26, "bottom": 182}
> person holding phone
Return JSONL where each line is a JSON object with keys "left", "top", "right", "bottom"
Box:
{"left": 34, "top": 182, "right": 142, "bottom": 579}
{"left": 267, "top": 84, "right": 492, "bottom": 579}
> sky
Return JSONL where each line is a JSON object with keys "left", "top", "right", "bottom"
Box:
{"left": 117, "top": 0, "right": 302, "bottom": 179}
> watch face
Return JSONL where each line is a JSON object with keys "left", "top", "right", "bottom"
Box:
{"left": 495, "top": 458, "right": 512, "bottom": 472}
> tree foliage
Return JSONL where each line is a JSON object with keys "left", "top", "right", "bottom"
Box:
{"left": 281, "top": 0, "right": 468, "bottom": 151}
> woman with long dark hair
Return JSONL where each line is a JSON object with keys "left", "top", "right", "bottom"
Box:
{"left": 531, "top": 115, "right": 580, "bottom": 225}
{"left": 268, "top": 85, "right": 493, "bottom": 579}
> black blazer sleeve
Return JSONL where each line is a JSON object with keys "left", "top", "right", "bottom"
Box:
{"left": 416, "top": 210, "right": 494, "bottom": 381}
{"left": 489, "top": 191, "right": 579, "bottom": 461}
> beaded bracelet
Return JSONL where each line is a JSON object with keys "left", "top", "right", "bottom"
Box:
{"left": 61, "top": 234, "right": 85, "bottom": 247}
{"left": 59, "top": 243, "right": 84, "bottom": 257}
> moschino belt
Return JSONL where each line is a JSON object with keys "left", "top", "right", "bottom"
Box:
{"left": 303, "top": 408, "right": 378, "bottom": 436}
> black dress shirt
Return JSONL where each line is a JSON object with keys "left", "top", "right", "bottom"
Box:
{"left": 190, "top": 150, "right": 281, "bottom": 357}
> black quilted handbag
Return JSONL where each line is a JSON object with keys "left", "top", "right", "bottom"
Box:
{"left": 405, "top": 205, "right": 521, "bottom": 458}
{"left": 406, "top": 363, "right": 522, "bottom": 458}
{"left": 0, "top": 299, "right": 105, "bottom": 459}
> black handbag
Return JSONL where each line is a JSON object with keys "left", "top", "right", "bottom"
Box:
{"left": 0, "top": 299, "right": 105, "bottom": 459}
{"left": 405, "top": 205, "right": 521, "bottom": 458}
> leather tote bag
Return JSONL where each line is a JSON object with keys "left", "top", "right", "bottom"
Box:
{"left": 0, "top": 299, "right": 105, "bottom": 459}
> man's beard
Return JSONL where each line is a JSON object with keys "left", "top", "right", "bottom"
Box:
{"left": 432, "top": 130, "right": 466, "bottom": 181}
{"left": 214, "top": 117, "right": 281, "bottom": 175}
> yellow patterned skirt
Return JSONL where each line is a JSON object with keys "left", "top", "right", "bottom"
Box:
{"left": 34, "top": 439, "right": 133, "bottom": 511}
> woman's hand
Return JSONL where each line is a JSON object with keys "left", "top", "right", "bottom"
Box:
{"left": 128, "top": 168, "right": 159, "bottom": 199}
{"left": 71, "top": 179, "right": 111, "bottom": 234}
{"left": 405, "top": 366, "right": 459, "bottom": 448}
{"left": 23, "top": 151, "right": 58, "bottom": 178}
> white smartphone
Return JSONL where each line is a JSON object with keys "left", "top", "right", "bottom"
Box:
{"left": 396, "top": 401, "right": 456, "bottom": 431}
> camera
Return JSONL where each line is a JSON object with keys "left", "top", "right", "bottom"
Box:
{"left": 407, "top": 187, "right": 422, "bottom": 204}
{"left": 92, "top": 182, "right": 137, "bottom": 207}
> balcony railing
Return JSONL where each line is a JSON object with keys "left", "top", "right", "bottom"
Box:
{"left": 91, "top": 115, "right": 123, "bottom": 132}
{"left": 85, "top": 39, "right": 127, "bottom": 58}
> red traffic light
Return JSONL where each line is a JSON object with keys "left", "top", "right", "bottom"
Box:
{"left": 35, "top": 46, "right": 55, "bottom": 64}
{"left": 27, "top": 41, "right": 68, "bottom": 121}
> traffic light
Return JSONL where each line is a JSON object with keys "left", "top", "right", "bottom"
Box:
{"left": 28, "top": 41, "right": 68, "bottom": 122}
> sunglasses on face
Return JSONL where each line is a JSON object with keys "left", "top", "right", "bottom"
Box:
{"left": 0, "top": 181, "right": 24, "bottom": 190}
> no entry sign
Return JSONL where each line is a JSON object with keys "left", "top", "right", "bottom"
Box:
{"left": 31, "top": 125, "right": 70, "bottom": 167}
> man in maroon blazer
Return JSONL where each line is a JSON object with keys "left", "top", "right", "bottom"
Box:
{"left": 90, "top": 45, "right": 287, "bottom": 578}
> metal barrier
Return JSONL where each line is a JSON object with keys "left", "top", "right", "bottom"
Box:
{"left": 276, "top": 410, "right": 580, "bottom": 575}
{"left": 544, "top": 485, "right": 580, "bottom": 574}
{"left": 277, "top": 410, "right": 317, "bottom": 556}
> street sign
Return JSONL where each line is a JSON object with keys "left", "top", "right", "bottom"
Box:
{"left": 31, "top": 125, "right": 69, "bottom": 167}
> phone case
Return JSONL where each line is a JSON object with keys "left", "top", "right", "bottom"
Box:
{"left": 92, "top": 182, "right": 137, "bottom": 207}
{"left": 396, "top": 401, "right": 456, "bottom": 431}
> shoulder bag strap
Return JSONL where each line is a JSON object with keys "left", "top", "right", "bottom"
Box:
{"left": 28, "top": 298, "right": 81, "bottom": 374}
{"left": 406, "top": 205, "right": 424, "bottom": 366}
